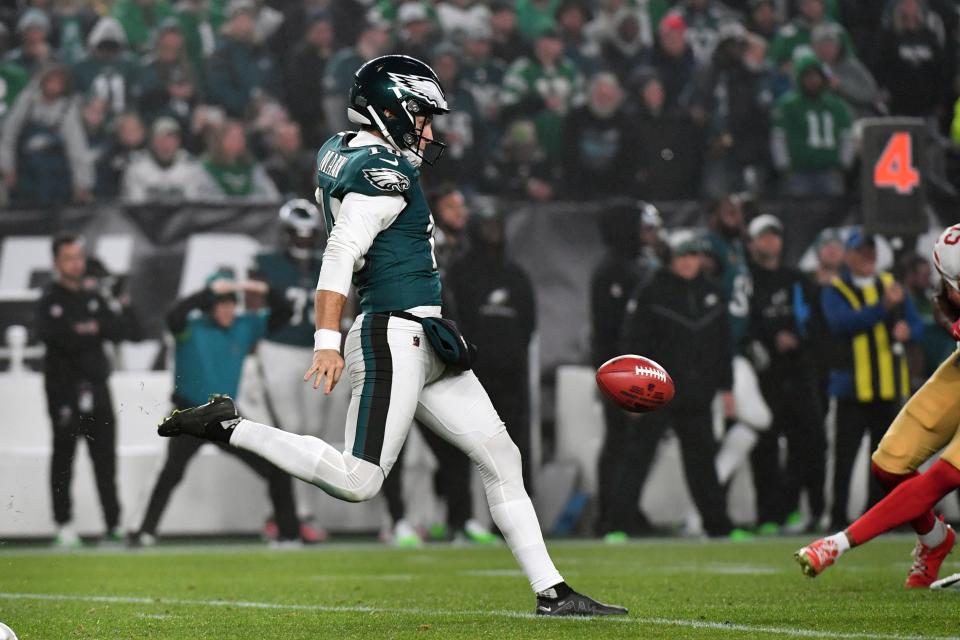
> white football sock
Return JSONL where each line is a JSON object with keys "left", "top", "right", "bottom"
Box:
{"left": 715, "top": 422, "right": 759, "bottom": 484}
{"left": 231, "top": 419, "right": 383, "bottom": 502}
{"left": 919, "top": 517, "right": 948, "bottom": 548}
{"left": 489, "top": 498, "right": 563, "bottom": 593}
{"left": 826, "top": 531, "right": 851, "bottom": 554}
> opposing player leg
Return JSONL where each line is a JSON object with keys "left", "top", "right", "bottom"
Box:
{"left": 159, "top": 314, "right": 426, "bottom": 503}
{"left": 796, "top": 353, "right": 960, "bottom": 582}
{"left": 415, "top": 367, "right": 626, "bottom": 616}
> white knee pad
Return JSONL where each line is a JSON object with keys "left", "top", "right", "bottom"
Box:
{"left": 470, "top": 429, "right": 527, "bottom": 507}
{"left": 312, "top": 453, "right": 384, "bottom": 503}
{"left": 733, "top": 355, "right": 772, "bottom": 430}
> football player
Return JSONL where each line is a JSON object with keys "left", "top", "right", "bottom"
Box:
{"left": 242, "top": 199, "right": 350, "bottom": 543}
{"left": 157, "top": 55, "right": 625, "bottom": 616}
{"left": 795, "top": 224, "right": 960, "bottom": 588}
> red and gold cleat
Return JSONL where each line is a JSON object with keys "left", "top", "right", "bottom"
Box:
{"left": 905, "top": 520, "right": 956, "bottom": 589}
{"left": 794, "top": 538, "right": 841, "bottom": 578}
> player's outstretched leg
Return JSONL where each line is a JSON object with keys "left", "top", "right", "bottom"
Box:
{"left": 795, "top": 460, "right": 960, "bottom": 582}
{"left": 416, "top": 371, "right": 626, "bottom": 617}
{"left": 157, "top": 395, "right": 386, "bottom": 502}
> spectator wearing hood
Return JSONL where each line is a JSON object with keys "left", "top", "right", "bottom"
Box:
{"left": 768, "top": 0, "right": 854, "bottom": 70}
{"left": 628, "top": 70, "right": 704, "bottom": 199}
{"left": 428, "top": 44, "right": 483, "bottom": 189}
{"left": 283, "top": 10, "right": 335, "bottom": 149}
{"left": 811, "top": 22, "right": 883, "bottom": 119}
{"left": 645, "top": 13, "right": 698, "bottom": 114}
{"left": 122, "top": 116, "right": 201, "bottom": 202}
{"left": 771, "top": 55, "right": 853, "bottom": 197}
{"left": 562, "top": 72, "right": 633, "bottom": 198}
{"left": 585, "top": 0, "right": 668, "bottom": 53}
{"left": 206, "top": 0, "right": 281, "bottom": 118}
{"left": 595, "top": 6, "right": 652, "bottom": 80}
{"left": 688, "top": 22, "right": 775, "bottom": 195}
{"left": 195, "top": 119, "right": 278, "bottom": 201}
{"left": 875, "top": 0, "right": 949, "bottom": 120}
{"left": 111, "top": 0, "right": 176, "bottom": 55}
{"left": 501, "top": 26, "right": 585, "bottom": 160}
{"left": 5, "top": 9, "right": 57, "bottom": 77}
{"left": 447, "top": 199, "right": 537, "bottom": 490}
{"left": 0, "top": 62, "right": 92, "bottom": 204}
{"left": 665, "top": 0, "right": 739, "bottom": 66}
{"left": 71, "top": 17, "right": 138, "bottom": 118}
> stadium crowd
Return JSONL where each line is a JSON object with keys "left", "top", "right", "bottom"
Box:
{"left": 0, "top": 0, "right": 958, "bottom": 207}
{"left": 6, "top": 0, "right": 960, "bottom": 547}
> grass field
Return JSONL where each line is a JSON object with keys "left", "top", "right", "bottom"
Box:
{"left": 0, "top": 537, "right": 958, "bottom": 639}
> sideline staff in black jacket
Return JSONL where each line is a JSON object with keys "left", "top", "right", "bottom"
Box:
{"left": 619, "top": 229, "right": 735, "bottom": 537}
{"left": 36, "top": 234, "right": 139, "bottom": 547}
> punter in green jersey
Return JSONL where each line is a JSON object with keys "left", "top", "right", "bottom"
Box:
{"left": 158, "top": 54, "right": 625, "bottom": 617}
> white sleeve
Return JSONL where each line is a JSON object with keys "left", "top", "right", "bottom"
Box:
{"left": 316, "top": 191, "right": 406, "bottom": 296}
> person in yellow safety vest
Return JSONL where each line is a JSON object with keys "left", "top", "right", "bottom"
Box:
{"left": 820, "top": 228, "right": 923, "bottom": 530}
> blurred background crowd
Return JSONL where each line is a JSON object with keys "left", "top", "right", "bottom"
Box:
{"left": 0, "top": 0, "right": 959, "bottom": 207}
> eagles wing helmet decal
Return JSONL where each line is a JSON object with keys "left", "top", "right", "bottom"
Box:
{"left": 387, "top": 72, "right": 448, "bottom": 110}
{"left": 363, "top": 167, "right": 410, "bottom": 193}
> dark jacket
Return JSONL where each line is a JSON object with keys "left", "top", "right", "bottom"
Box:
{"left": 620, "top": 268, "right": 732, "bottom": 411}
{"left": 446, "top": 247, "right": 536, "bottom": 377}
{"left": 590, "top": 207, "right": 650, "bottom": 367}
{"left": 562, "top": 103, "right": 634, "bottom": 199}
{"left": 748, "top": 261, "right": 823, "bottom": 375}
{"left": 36, "top": 281, "right": 137, "bottom": 383}
{"left": 876, "top": 25, "right": 948, "bottom": 117}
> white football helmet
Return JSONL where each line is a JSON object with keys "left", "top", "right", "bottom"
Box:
{"left": 932, "top": 225, "right": 960, "bottom": 291}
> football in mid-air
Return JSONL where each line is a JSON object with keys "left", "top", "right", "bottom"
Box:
{"left": 596, "top": 355, "right": 675, "bottom": 413}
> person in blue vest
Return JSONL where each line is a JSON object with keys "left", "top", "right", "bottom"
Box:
{"left": 821, "top": 229, "right": 923, "bottom": 529}
{"left": 129, "top": 270, "right": 303, "bottom": 547}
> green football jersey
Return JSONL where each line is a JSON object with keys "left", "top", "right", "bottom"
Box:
{"left": 773, "top": 90, "right": 852, "bottom": 172}
{"left": 253, "top": 251, "right": 322, "bottom": 347}
{"left": 315, "top": 132, "right": 442, "bottom": 313}
{"left": 706, "top": 230, "right": 752, "bottom": 346}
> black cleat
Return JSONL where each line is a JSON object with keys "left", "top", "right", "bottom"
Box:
{"left": 535, "top": 590, "right": 628, "bottom": 617}
{"left": 157, "top": 395, "right": 240, "bottom": 442}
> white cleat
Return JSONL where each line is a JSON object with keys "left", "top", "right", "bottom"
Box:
{"left": 931, "top": 572, "right": 960, "bottom": 590}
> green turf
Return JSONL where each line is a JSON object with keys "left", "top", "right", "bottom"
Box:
{"left": 0, "top": 537, "right": 957, "bottom": 639}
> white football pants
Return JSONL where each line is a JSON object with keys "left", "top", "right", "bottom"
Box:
{"left": 231, "top": 312, "right": 563, "bottom": 592}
